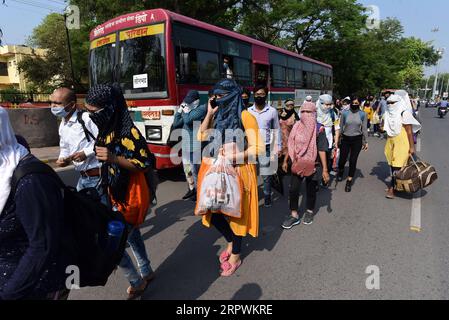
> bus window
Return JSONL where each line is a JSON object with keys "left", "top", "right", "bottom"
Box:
{"left": 176, "top": 46, "right": 199, "bottom": 84}
{"left": 197, "top": 51, "right": 220, "bottom": 84}
{"left": 233, "top": 57, "right": 251, "bottom": 86}
{"left": 118, "top": 26, "right": 167, "bottom": 99}
{"left": 89, "top": 39, "right": 116, "bottom": 86}
{"left": 271, "top": 65, "right": 286, "bottom": 87}
{"left": 255, "top": 64, "right": 268, "bottom": 87}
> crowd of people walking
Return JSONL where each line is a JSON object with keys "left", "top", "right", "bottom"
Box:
{"left": 0, "top": 78, "right": 422, "bottom": 300}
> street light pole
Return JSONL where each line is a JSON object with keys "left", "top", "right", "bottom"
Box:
{"left": 63, "top": 13, "right": 76, "bottom": 89}
{"left": 432, "top": 48, "right": 444, "bottom": 100}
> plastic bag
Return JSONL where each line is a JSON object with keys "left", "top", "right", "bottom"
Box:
{"left": 195, "top": 156, "right": 243, "bottom": 218}
{"left": 332, "top": 148, "right": 340, "bottom": 171}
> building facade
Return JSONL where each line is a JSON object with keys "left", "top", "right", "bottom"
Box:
{"left": 0, "top": 45, "right": 46, "bottom": 91}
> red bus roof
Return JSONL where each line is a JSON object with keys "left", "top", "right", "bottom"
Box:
{"left": 90, "top": 8, "right": 332, "bottom": 69}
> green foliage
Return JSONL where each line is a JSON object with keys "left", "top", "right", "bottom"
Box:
{"left": 18, "top": 0, "right": 438, "bottom": 96}
{"left": 0, "top": 88, "right": 23, "bottom": 103}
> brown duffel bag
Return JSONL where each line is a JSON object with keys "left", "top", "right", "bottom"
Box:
{"left": 395, "top": 156, "right": 438, "bottom": 193}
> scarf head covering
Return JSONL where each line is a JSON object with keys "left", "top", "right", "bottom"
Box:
{"left": 385, "top": 94, "right": 421, "bottom": 137}
{"left": 288, "top": 102, "right": 317, "bottom": 176}
{"left": 316, "top": 94, "right": 334, "bottom": 127}
{"left": 0, "top": 107, "right": 29, "bottom": 214}
{"left": 86, "top": 84, "right": 151, "bottom": 205}
{"left": 280, "top": 100, "right": 300, "bottom": 121}
{"left": 210, "top": 79, "right": 245, "bottom": 155}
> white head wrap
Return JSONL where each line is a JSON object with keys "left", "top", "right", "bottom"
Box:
{"left": 0, "top": 107, "right": 30, "bottom": 214}
{"left": 316, "top": 94, "right": 334, "bottom": 127}
{"left": 384, "top": 94, "right": 421, "bottom": 137}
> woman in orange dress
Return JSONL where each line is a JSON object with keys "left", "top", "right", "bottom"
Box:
{"left": 196, "top": 79, "right": 264, "bottom": 277}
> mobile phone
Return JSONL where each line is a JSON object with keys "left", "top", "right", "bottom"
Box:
{"left": 210, "top": 98, "right": 218, "bottom": 109}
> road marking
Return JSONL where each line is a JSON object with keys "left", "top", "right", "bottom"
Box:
{"left": 410, "top": 190, "right": 422, "bottom": 232}
{"left": 410, "top": 137, "right": 422, "bottom": 232}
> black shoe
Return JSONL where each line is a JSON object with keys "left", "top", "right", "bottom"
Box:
{"left": 345, "top": 180, "right": 352, "bottom": 192}
{"left": 182, "top": 188, "right": 196, "bottom": 200}
{"left": 337, "top": 174, "right": 344, "bottom": 182}
{"left": 303, "top": 211, "right": 314, "bottom": 225}
{"left": 190, "top": 192, "right": 197, "bottom": 202}
{"left": 282, "top": 216, "right": 301, "bottom": 229}
{"left": 264, "top": 195, "right": 272, "bottom": 208}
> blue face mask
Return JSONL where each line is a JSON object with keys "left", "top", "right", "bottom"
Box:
{"left": 51, "top": 105, "right": 72, "bottom": 118}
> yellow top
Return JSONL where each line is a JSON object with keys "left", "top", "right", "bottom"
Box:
{"left": 196, "top": 110, "right": 264, "bottom": 237}
{"left": 364, "top": 106, "right": 373, "bottom": 121}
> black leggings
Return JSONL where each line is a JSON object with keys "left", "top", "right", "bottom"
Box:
{"left": 289, "top": 175, "right": 318, "bottom": 212}
{"left": 390, "top": 166, "right": 401, "bottom": 188}
{"left": 211, "top": 214, "right": 242, "bottom": 255}
{"left": 338, "top": 135, "right": 363, "bottom": 178}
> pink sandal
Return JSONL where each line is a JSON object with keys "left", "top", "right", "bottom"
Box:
{"left": 220, "top": 260, "right": 242, "bottom": 277}
{"left": 219, "top": 250, "right": 231, "bottom": 264}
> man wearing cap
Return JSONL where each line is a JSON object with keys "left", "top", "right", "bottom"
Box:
{"left": 172, "top": 90, "right": 207, "bottom": 201}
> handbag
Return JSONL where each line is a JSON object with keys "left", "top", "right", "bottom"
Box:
{"left": 291, "top": 158, "right": 316, "bottom": 177}
{"left": 395, "top": 155, "right": 438, "bottom": 193}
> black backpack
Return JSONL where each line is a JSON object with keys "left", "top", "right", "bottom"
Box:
{"left": 11, "top": 159, "right": 129, "bottom": 288}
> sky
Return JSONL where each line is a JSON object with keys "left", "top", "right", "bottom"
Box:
{"left": 0, "top": 0, "right": 447, "bottom": 80}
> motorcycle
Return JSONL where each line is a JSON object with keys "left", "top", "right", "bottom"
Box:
{"left": 438, "top": 106, "right": 448, "bottom": 118}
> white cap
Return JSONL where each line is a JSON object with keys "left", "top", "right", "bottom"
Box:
{"left": 305, "top": 95, "right": 313, "bottom": 102}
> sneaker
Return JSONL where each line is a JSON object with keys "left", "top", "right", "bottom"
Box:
{"left": 303, "top": 211, "right": 314, "bottom": 225}
{"left": 345, "top": 180, "right": 353, "bottom": 193}
{"left": 182, "top": 188, "right": 195, "bottom": 200}
{"left": 264, "top": 195, "right": 272, "bottom": 208}
{"left": 282, "top": 215, "right": 301, "bottom": 229}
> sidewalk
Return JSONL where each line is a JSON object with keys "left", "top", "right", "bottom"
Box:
{"left": 31, "top": 146, "right": 59, "bottom": 165}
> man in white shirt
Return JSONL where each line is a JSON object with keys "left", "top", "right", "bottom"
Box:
{"left": 50, "top": 88, "right": 101, "bottom": 192}
{"left": 248, "top": 85, "right": 282, "bottom": 208}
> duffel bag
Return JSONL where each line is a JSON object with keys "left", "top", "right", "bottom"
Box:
{"left": 395, "top": 155, "right": 438, "bottom": 193}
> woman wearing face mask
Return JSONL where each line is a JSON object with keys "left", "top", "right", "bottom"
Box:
{"left": 279, "top": 99, "right": 299, "bottom": 159}
{"left": 281, "top": 101, "right": 330, "bottom": 229}
{"left": 84, "top": 84, "right": 155, "bottom": 300}
{"left": 341, "top": 97, "right": 351, "bottom": 111}
{"left": 384, "top": 94, "right": 421, "bottom": 199}
{"left": 197, "top": 79, "right": 264, "bottom": 277}
{"left": 316, "top": 94, "right": 340, "bottom": 179}
{"left": 337, "top": 98, "right": 368, "bottom": 192}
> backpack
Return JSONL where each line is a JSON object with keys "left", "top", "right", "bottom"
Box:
{"left": 341, "top": 110, "right": 366, "bottom": 129}
{"left": 77, "top": 111, "right": 96, "bottom": 142}
{"left": 11, "top": 159, "right": 129, "bottom": 288}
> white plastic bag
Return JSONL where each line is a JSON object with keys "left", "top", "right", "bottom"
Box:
{"left": 195, "top": 156, "right": 243, "bottom": 218}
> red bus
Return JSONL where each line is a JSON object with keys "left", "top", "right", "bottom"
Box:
{"left": 89, "top": 8, "right": 333, "bottom": 169}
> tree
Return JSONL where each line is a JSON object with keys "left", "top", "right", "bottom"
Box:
{"left": 17, "top": 13, "right": 74, "bottom": 91}
{"left": 238, "top": 0, "right": 366, "bottom": 53}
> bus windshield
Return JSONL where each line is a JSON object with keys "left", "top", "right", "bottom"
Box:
{"left": 89, "top": 42, "right": 116, "bottom": 86}
{"left": 119, "top": 24, "right": 167, "bottom": 99}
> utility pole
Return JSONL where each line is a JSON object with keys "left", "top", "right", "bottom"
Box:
{"left": 63, "top": 12, "right": 75, "bottom": 89}
{"left": 425, "top": 77, "right": 430, "bottom": 99}
{"left": 432, "top": 48, "right": 444, "bottom": 100}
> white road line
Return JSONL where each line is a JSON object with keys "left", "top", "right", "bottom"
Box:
{"left": 410, "top": 137, "right": 422, "bottom": 232}
{"left": 411, "top": 190, "right": 422, "bottom": 232}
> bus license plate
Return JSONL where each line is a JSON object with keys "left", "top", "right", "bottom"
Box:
{"left": 142, "top": 111, "right": 161, "bottom": 120}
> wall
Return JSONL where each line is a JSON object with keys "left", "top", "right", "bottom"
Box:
{"left": 6, "top": 107, "right": 59, "bottom": 148}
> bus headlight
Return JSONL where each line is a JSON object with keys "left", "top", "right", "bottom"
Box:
{"left": 145, "top": 126, "right": 162, "bottom": 141}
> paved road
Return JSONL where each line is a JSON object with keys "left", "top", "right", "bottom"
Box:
{"left": 65, "top": 107, "right": 449, "bottom": 300}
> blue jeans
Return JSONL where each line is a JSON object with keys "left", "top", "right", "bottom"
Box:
{"left": 183, "top": 151, "right": 200, "bottom": 188}
{"left": 77, "top": 175, "right": 109, "bottom": 207}
{"left": 76, "top": 175, "right": 101, "bottom": 191}
{"left": 119, "top": 227, "right": 153, "bottom": 288}
{"left": 259, "top": 144, "right": 273, "bottom": 198}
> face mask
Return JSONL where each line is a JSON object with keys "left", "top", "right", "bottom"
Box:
{"left": 254, "top": 96, "right": 266, "bottom": 106}
{"left": 89, "top": 107, "right": 114, "bottom": 130}
{"left": 350, "top": 104, "right": 360, "bottom": 111}
{"left": 342, "top": 104, "right": 350, "bottom": 111}
{"left": 242, "top": 98, "right": 250, "bottom": 106}
{"left": 51, "top": 105, "right": 72, "bottom": 118}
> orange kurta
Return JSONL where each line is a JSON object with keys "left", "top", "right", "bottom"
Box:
{"left": 196, "top": 110, "right": 264, "bottom": 237}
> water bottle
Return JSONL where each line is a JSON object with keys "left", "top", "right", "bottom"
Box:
{"left": 106, "top": 221, "right": 125, "bottom": 254}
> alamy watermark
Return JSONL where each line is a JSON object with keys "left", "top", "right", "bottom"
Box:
{"left": 365, "top": 265, "right": 380, "bottom": 290}
{"left": 65, "top": 5, "right": 80, "bottom": 30}
{"left": 365, "top": 5, "right": 380, "bottom": 30}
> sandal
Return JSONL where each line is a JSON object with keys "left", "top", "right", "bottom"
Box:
{"left": 220, "top": 260, "right": 242, "bottom": 277}
{"left": 219, "top": 250, "right": 231, "bottom": 264}
{"left": 126, "top": 280, "right": 149, "bottom": 300}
